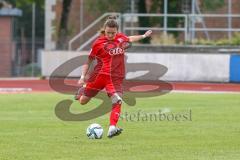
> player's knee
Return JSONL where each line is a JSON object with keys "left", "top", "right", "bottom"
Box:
{"left": 111, "top": 93, "right": 122, "bottom": 105}
{"left": 79, "top": 96, "right": 90, "bottom": 105}
{"left": 79, "top": 100, "right": 87, "bottom": 105}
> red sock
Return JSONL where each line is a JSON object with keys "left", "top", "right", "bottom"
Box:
{"left": 110, "top": 103, "right": 121, "bottom": 126}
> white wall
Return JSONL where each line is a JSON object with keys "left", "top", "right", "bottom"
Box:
{"left": 41, "top": 51, "right": 88, "bottom": 77}
{"left": 126, "top": 53, "right": 230, "bottom": 82}
{"left": 41, "top": 51, "right": 230, "bottom": 82}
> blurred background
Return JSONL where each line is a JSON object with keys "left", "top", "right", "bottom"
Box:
{"left": 0, "top": 0, "right": 240, "bottom": 82}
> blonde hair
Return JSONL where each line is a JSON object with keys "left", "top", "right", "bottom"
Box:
{"left": 100, "top": 15, "right": 119, "bottom": 36}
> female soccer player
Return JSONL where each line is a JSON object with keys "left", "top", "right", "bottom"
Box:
{"left": 75, "top": 15, "right": 152, "bottom": 138}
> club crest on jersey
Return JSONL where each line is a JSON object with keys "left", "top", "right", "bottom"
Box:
{"left": 117, "top": 38, "right": 124, "bottom": 43}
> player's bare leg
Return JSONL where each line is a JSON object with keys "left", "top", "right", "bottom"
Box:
{"left": 79, "top": 95, "right": 91, "bottom": 105}
{"left": 74, "top": 87, "right": 91, "bottom": 105}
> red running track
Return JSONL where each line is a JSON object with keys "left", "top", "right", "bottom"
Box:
{"left": 0, "top": 79, "right": 240, "bottom": 93}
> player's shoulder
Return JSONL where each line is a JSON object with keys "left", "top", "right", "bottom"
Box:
{"left": 92, "top": 35, "right": 107, "bottom": 47}
{"left": 117, "top": 32, "right": 127, "bottom": 37}
{"left": 116, "top": 32, "right": 129, "bottom": 41}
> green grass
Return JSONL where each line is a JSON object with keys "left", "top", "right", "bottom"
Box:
{"left": 0, "top": 92, "right": 240, "bottom": 160}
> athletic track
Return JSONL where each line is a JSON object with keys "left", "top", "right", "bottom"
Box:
{"left": 0, "top": 79, "right": 239, "bottom": 94}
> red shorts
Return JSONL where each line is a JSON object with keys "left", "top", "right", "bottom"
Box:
{"left": 84, "top": 74, "right": 123, "bottom": 98}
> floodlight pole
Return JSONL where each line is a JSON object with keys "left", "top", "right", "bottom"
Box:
{"left": 163, "top": 0, "right": 168, "bottom": 36}
{"left": 228, "top": 0, "right": 232, "bottom": 40}
{"left": 130, "top": 0, "right": 135, "bottom": 35}
{"left": 31, "top": 2, "right": 36, "bottom": 77}
{"left": 80, "top": 0, "right": 83, "bottom": 31}
{"left": 191, "top": 0, "right": 196, "bottom": 42}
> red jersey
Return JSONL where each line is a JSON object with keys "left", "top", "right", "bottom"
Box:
{"left": 88, "top": 33, "right": 129, "bottom": 78}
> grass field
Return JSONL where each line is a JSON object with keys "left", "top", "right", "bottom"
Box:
{"left": 0, "top": 92, "right": 240, "bottom": 160}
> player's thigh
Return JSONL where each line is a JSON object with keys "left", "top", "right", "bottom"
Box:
{"left": 105, "top": 77, "right": 123, "bottom": 97}
{"left": 83, "top": 74, "right": 106, "bottom": 99}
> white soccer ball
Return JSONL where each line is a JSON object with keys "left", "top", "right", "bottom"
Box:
{"left": 86, "top": 123, "right": 103, "bottom": 139}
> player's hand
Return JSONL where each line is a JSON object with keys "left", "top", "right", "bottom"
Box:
{"left": 77, "top": 78, "right": 85, "bottom": 87}
{"left": 144, "top": 30, "right": 152, "bottom": 37}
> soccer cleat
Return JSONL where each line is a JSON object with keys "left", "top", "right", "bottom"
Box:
{"left": 107, "top": 125, "right": 123, "bottom": 138}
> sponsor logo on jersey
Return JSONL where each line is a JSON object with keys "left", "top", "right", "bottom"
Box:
{"left": 104, "top": 41, "right": 132, "bottom": 56}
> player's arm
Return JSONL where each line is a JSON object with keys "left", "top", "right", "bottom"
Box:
{"left": 78, "top": 58, "right": 93, "bottom": 86}
{"left": 128, "top": 30, "right": 152, "bottom": 43}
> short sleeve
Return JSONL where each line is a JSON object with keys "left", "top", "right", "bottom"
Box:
{"left": 118, "top": 33, "right": 131, "bottom": 49}
{"left": 118, "top": 33, "right": 129, "bottom": 42}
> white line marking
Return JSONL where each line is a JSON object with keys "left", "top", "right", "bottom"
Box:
{"left": 0, "top": 88, "right": 32, "bottom": 93}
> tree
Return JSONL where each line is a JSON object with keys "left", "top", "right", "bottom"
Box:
{"left": 5, "top": 0, "right": 44, "bottom": 41}
{"left": 57, "top": 0, "right": 72, "bottom": 49}
{"left": 138, "top": 0, "right": 151, "bottom": 43}
{"left": 142, "top": 0, "right": 225, "bottom": 39}
{"left": 201, "top": 0, "right": 225, "bottom": 11}
{"left": 148, "top": 0, "right": 182, "bottom": 38}
{"left": 86, "top": 0, "right": 128, "bottom": 16}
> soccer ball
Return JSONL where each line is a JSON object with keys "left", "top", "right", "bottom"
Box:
{"left": 86, "top": 123, "right": 103, "bottom": 139}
